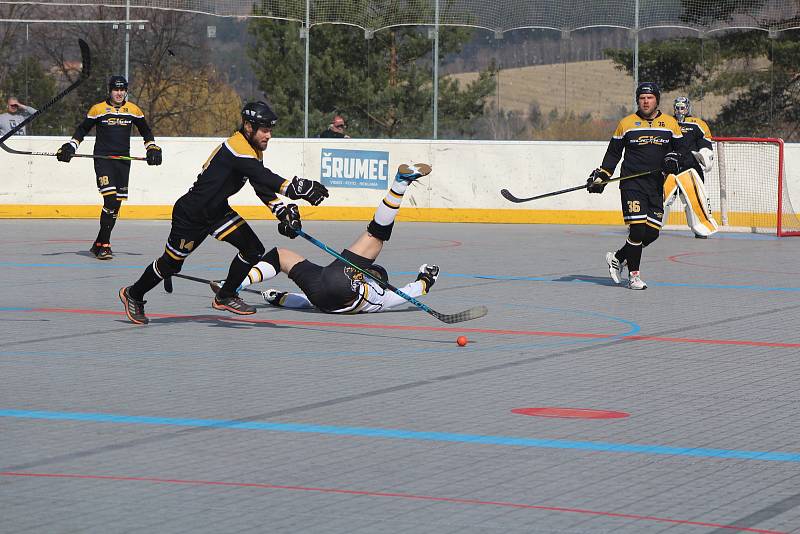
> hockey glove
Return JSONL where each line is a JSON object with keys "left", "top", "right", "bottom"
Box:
{"left": 284, "top": 176, "right": 329, "bottom": 206}
{"left": 692, "top": 147, "right": 714, "bottom": 172}
{"left": 274, "top": 203, "right": 301, "bottom": 239}
{"left": 146, "top": 144, "right": 162, "bottom": 166}
{"left": 586, "top": 168, "right": 610, "bottom": 194}
{"left": 662, "top": 152, "right": 681, "bottom": 176}
{"left": 415, "top": 264, "right": 440, "bottom": 294}
{"left": 56, "top": 142, "right": 76, "bottom": 163}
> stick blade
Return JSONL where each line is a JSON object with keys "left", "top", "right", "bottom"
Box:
{"left": 78, "top": 38, "right": 91, "bottom": 78}
{"left": 433, "top": 305, "right": 488, "bottom": 324}
{"left": 500, "top": 189, "right": 529, "bottom": 203}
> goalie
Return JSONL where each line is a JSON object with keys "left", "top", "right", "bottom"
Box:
{"left": 666, "top": 96, "right": 718, "bottom": 238}
{"left": 209, "top": 163, "right": 440, "bottom": 314}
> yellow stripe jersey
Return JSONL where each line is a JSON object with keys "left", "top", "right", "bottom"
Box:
{"left": 174, "top": 131, "right": 288, "bottom": 224}
{"left": 600, "top": 110, "right": 687, "bottom": 193}
{"left": 677, "top": 115, "right": 713, "bottom": 153}
{"left": 71, "top": 99, "right": 155, "bottom": 156}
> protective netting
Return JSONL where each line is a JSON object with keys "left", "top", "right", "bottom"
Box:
{"left": 666, "top": 139, "right": 800, "bottom": 235}
{"left": 2, "top": 0, "right": 799, "bottom": 33}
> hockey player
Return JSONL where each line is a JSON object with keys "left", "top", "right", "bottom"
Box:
{"left": 209, "top": 163, "right": 439, "bottom": 315}
{"left": 118, "top": 101, "right": 329, "bottom": 325}
{"left": 56, "top": 75, "right": 162, "bottom": 260}
{"left": 586, "top": 81, "right": 690, "bottom": 289}
{"left": 666, "top": 96, "right": 717, "bottom": 238}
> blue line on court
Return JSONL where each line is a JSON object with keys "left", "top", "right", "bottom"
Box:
{"left": 3, "top": 409, "right": 799, "bottom": 462}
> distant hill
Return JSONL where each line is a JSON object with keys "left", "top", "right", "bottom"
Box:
{"left": 448, "top": 59, "right": 727, "bottom": 122}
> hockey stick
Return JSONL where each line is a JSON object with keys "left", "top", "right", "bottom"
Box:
{"left": 0, "top": 39, "right": 91, "bottom": 146}
{"left": 0, "top": 146, "right": 147, "bottom": 161}
{"left": 171, "top": 272, "right": 263, "bottom": 295}
{"left": 295, "top": 229, "right": 488, "bottom": 324}
{"left": 500, "top": 169, "right": 659, "bottom": 203}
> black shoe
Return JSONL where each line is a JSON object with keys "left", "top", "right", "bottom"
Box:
{"left": 91, "top": 243, "right": 113, "bottom": 260}
{"left": 694, "top": 234, "right": 708, "bottom": 239}
{"left": 119, "top": 286, "right": 149, "bottom": 325}
{"left": 212, "top": 294, "right": 256, "bottom": 315}
{"left": 209, "top": 280, "right": 223, "bottom": 295}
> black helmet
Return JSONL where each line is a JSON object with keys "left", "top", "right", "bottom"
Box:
{"left": 635, "top": 81, "right": 660, "bottom": 104}
{"left": 108, "top": 75, "right": 128, "bottom": 92}
{"left": 241, "top": 101, "right": 278, "bottom": 129}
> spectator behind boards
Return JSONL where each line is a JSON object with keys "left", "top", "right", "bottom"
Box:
{"left": 0, "top": 96, "right": 37, "bottom": 136}
{"left": 318, "top": 115, "right": 350, "bottom": 139}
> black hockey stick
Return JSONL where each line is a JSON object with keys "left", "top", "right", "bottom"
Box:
{"left": 500, "top": 169, "right": 659, "bottom": 203}
{"left": 0, "top": 146, "right": 147, "bottom": 161}
{"left": 296, "top": 229, "right": 488, "bottom": 324}
{"left": 171, "top": 272, "right": 263, "bottom": 295}
{"left": 0, "top": 39, "right": 91, "bottom": 146}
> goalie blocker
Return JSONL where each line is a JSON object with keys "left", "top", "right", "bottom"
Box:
{"left": 664, "top": 168, "right": 719, "bottom": 238}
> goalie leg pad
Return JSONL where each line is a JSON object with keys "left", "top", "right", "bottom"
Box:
{"left": 675, "top": 169, "right": 718, "bottom": 237}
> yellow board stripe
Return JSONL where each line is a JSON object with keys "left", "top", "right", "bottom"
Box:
{"left": 0, "top": 204, "right": 781, "bottom": 227}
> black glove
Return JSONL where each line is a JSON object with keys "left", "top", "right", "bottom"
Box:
{"left": 146, "top": 144, "right": 162, "bottom": 166}
{"left": 274, "top": 203, "right": 301, "bottom": 239}
{"left": 56, "top": 142, "right": 76, "bottom": 163}
{"left": 586, "top": 168, "right": 609, "bottom": 194}
{"left": 662, "top": 152, "right": 681, "bottom": 175}
{"left": 284, "top": 176, "right": 329, "bottom": 206}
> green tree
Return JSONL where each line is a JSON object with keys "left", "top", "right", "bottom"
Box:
{"left": 604, "top": 0, "right": 799, "bottom": 138}
{"left": 247, "top": 7, "right": 496, "bottom": 139}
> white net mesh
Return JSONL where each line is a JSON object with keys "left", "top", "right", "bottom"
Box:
{"left": 666, "top": 138, "right": 800, "bottom": 235}
{"left": 1, "top": 0, "right": 798, "bottom": 32}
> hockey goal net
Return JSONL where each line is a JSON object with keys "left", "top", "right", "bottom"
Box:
{"left": 665, "top": 137, "right": 800, "bottom": 236}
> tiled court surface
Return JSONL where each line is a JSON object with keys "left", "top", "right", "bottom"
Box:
{"left": 2, "top": 219, "right": 800, "bottom": 534}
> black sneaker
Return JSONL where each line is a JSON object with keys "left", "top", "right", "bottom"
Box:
{"left": 119, "top": 286, "right": 149, "bottom": 324}
{"left": 212, "top": 294, "right": 256, "bottom": 315}
{"left": 96, "top": 245, "right": 113, "bottom": 260}
{"left": 90, "top": 242, "right": 101, "bottom": 256}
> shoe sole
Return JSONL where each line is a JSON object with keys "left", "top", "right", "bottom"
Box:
{"left": 118, "top": 287, "right": 148, "bottom": 325}
{"left": 96, "top": 254, "right": 113, "bottom": 260}
{"left": 212, "top": 300, "right": 256, "bottom": 315}
{"left": 398, "top": 163, "right": 432, "bottom": 178}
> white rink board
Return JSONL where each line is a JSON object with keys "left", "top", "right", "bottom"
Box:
{"left": 1, "top": 136, "right": 798, "bottom": 215}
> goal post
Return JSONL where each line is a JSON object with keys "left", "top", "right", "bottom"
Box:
{"left": 664, "top": 137, "right": 800, "bottom": 236}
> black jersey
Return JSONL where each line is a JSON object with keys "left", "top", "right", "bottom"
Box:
{"left": 600, "top": 110, "right": 686, "bottom": 195}
{"left": 173, "top": 131, "right": 289, "bottom": 225}
{"left": 676, "top": 116, "right": 713, "bottom": 153}
{"left": 71, "top": 99, "right": 155, "bottom": 156}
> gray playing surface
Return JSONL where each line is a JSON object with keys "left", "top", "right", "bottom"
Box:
{"left": 2, "top": 219, "right": 800, "bottom": 533}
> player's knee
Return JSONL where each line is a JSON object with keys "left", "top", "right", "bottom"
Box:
{"left": 367, "top": 220, "right": 393, "bottom": 241}
{"left": 628, "top": 223, "right": 647, "bottom": 244}
{"left": 261, "top": 247, "right": 281, "bottom": 272}
{"left": 239, "top": 243, "right": 266, "bottom": 266}
{"left": 643, "top": 226, "right": 660, "bottom": 247}
{"left": 154, "top": 254, "right": 183, "bottom": 278}
{"left": 102, "top": 197, "right": 122, "bottom": 217}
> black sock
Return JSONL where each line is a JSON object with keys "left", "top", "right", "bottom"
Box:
{"left": 217, "top": 255, "right": 252, "bottom": 299}
{"left": 129, "top": 263, "right": 161, "bottom": 300}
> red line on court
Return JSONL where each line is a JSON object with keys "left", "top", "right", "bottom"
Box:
{"left": 667, "top": 251, "right": 800, "bottom": 275}
{"left": 21, "top": 308, "right": 800, "bottom": 349}
{"left": 0, "top": 471, "right": 785, "bottom": 533}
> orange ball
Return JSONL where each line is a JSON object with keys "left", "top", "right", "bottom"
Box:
{"left": 456, "top": 335, "right": 468, "bottom": 347}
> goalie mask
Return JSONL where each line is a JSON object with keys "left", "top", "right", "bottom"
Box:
{"left": 673, "top": 96, "right": 691, "bottom": 122}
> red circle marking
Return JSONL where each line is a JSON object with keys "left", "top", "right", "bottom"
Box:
{"left": 512, "top": 407, "right": 629, "bottom": 419}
